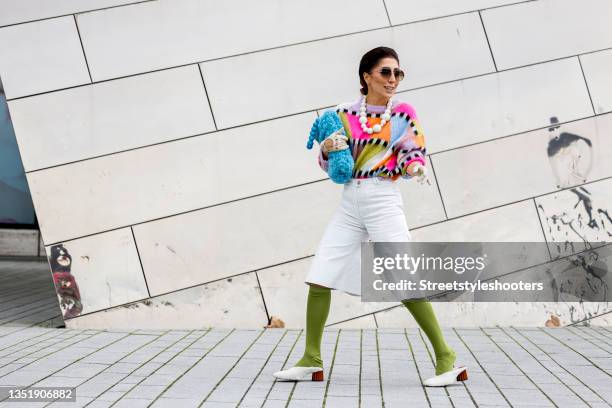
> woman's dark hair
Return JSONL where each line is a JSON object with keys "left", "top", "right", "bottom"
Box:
{"left": 359, "top": 46, "right": 400, "bottom": 95}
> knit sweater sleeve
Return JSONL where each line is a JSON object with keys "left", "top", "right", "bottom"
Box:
{"left": 315, "top": 102, "right": 350, "bottom": 174}
{"left": 396, "top": 104, "right": 427, "bottom": 179}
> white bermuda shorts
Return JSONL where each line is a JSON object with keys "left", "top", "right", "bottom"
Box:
{"left": 305, "top": 177, "right": 412, "bottom": 296}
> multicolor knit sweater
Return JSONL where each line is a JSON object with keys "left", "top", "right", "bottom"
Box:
{"left": 318, "top": 98, "right": 426, "bottom": 181}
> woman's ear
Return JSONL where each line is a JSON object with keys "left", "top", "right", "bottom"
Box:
{"left": 362, "top": 72, "right": 370, "bottom": 86}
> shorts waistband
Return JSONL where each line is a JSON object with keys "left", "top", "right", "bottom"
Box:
{"left": 345, "top": 177, "right": 396, "bottom": 187}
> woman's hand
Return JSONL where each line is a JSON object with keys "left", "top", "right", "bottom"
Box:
{"left": 406, "top": 162, "right": 431, "bottom": 185}
{"left": 321, "top": 131, "right": 349, "bottom": 159}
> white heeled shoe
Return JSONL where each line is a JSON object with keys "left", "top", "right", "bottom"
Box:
{"left": 273, "top": 366, "right": 324, "bottom": 381}
{"left": 423, "top": 366, "right": 468, "bottom": 387}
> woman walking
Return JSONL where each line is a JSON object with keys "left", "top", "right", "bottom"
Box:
{"left": 273, "top": 47, "right": 468, "bottom": 387}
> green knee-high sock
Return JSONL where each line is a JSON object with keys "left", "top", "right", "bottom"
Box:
{"left": 295, "top": 285, "right": 331, "bottom": 368}
{"left": 402, "top": 299, "right": 456, "bottom": 375}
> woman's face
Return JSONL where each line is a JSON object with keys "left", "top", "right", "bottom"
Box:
{"left": 363, "top": 57, "right": 401, "bottom": 102}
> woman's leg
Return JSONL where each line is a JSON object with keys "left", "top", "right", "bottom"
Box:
{"left": 402, "top": 299, "right": 456, "bottom": 375}
{"left": 295, "top": 283, "right": 331, "bottom": 368}
{"left": 274, "top": 185, "right": 365, "bottom": 381}
{"left": 297, "top": 184, "right": 365, "bottom": 368}
{"left": 361, "top": 182, "right": 458, "bottom": 377}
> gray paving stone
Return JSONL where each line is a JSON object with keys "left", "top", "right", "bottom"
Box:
{"left": 428, "top": 395, "right": 454, "bottom": 407}
{"left": 34, "top": 375, "right": 84, "bottom": 387}
{"left": 490, "top": 374, "right": 539, "bottom": 390}
{"left": 261, "top": 399, "right": 288, "bottom": 407}
{"left": 122, "top": 375, "right": 147, "bottom": 384}
{"left": 502, "top": 388, "right": 555, "bottom": 406}
{"left": 150, "top": 398, "right": 202, "bottom": 408}
{"left": 139, "top": 373, "right": 178, "bottom": 386}
{"left": 109, "top": 382, "right": 134, "bottom": 392}
{"left": 105, "top": 362, "right": 142, "bottom": 374}
{"left": 290, "top": 383, "right": 326, "bottom": 400}
{"left": 94, "top": 390, "right": 127, "bottom": 402}
{"left": 46, "top": 395, "right": 94, "bottom": 408}
{"left": 54, "top": 362, "right": 109, "bottom": 378}
{"left": 286, "top": 399, "right": 323, "bottom": 407}
{"left": 206, "top": 378, "right": 253, "bottom": 402}
{"left": 470, "top": 392, "right": 510, "bottom": 406}
{"left": 238, "top": 396, "right": 266, "bottom": 407}
{"left": 87, "top": 400, "right": 113, "bottom": 408}
{"left": 326, "top": 382, "right": 358, "bottom": 397}
{"left": 77, "top": 379, "right": 123, "bottom": 398}
{"left": 122, "top": 384, "right": 167, "bottom": 399}
{"left": 112, "top": 398, "right": 154, "bottom": 408}
{"left": 0, "top": 319, "right": 611, "bottom": 407}
{"left": 322, "top": 395, "right": 359, "bottom": 408}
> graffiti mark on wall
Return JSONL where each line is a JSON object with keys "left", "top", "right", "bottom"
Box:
{"left": 50, "top": 244, "right": 83, "bottom": 318}
{"left": 541, "top": 116, "right": 610, "bottom": 242}
{"left": 537, "top": 191, "right": 611, "bottom": 314}
{"left": 537, "top": 116, "right": 610, "bottom": 316}
{"left": 539, "top": 187, "right": 612, "bottom": 244}
{"left": 547, "top": 116, "right": 593, "bottom": 189}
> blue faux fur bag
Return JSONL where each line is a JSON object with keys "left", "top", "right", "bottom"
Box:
{"left": 306, "top": 111, "right": 354, "bottom": 184}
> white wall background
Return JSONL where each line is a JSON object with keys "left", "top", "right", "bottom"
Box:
{"left": 1, "top": 0, "right": 611, "bottom": 329}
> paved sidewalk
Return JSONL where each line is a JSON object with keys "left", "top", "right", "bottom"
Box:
{"left": 0, "top": 260, "right": 62, "bottom": 328}
{"left": 0, "top": 325, "right": 611, "bottom": 407}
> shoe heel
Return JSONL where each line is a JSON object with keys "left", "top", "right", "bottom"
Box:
{"left": 311, "top": 370, "right": 324, "bottom": 381}
{"left": 456, "top": 369, "right": 468, "bottom": 381}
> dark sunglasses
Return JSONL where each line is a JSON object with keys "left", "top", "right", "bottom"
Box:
{"left": 374, "top": 67, "right": 405, "bottom": 81}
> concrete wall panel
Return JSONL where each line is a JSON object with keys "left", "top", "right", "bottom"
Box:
{"left": 482, "top": 0, "right": 612, "bottom": 69}
{"left": 203, "top": 13, "right": 494, "bottom": 128}
{"left": 9, "top": 66, "right": 215, "bottom": 171}
{"left": 0, "top": 17, "right": 90, "bottom": 99}
{"left": 77, "top": 0, "right": 390, "bottom": 81}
